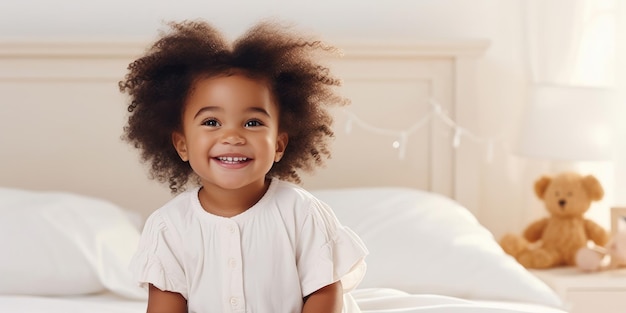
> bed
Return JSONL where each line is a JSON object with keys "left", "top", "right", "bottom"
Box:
{"left": 0, "top": 186, "right": 567, "bottom": 313}
{"left": 0, "top": 39, "right": 568, "bottom": 312}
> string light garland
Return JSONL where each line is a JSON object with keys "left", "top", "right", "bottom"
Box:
{"left": 341, "top": 98, "right": 506, "bottom": 161}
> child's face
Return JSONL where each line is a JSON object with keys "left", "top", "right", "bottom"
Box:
{"left": 172, "top": 74, "right": 287, "bottom": 191}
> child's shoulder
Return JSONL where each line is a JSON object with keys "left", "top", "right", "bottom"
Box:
{"left": 145, "top": 187, "right": 199, "bottom": 225}
{"left": 271, "top": 179, "right": 344, "bottom": 231}
{"left": 272, "top": 178, "right": 318, "bottom": 203}
{"left": 271, "top": 178, "right": 331, "bottom": 215}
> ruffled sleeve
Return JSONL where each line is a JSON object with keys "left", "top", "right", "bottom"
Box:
{"left": 297, "top": 198, "right": 368, "bottom": 297}
{"left": 129, "top": 211, "right": 188, "bottom": 299}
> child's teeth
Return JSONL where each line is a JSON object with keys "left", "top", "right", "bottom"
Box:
{"left": 219, "top": 157, "right": 248, "bottom": 162}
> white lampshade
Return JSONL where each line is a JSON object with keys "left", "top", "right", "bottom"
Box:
{"left": 517, "top": 84, "right": 615, "bottom": 162}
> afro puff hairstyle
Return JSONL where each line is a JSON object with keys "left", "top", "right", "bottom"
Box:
{"left": 119, "top": 20, "right": 347, "bottom": 193}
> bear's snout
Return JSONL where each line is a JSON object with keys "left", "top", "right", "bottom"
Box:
{"left": 558, "top": 199, "right": 566, "bottom": 208}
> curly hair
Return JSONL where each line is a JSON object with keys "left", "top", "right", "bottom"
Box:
{"left": 119, "top": 20, "right": 347, "bottom": 193}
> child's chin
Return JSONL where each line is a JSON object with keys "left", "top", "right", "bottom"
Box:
{"left": 208, "top": 178, "right": 266, "bottom": 191}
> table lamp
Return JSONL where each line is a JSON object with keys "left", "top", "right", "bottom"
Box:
{"left": 517, "top": 83, "right": 614, "bottom": 163}
{"left": 516, "top": 83, "right": 616, "bottom": 230}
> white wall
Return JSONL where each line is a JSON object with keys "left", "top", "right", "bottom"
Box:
{"left": 1, "top": 1, "right": 518, "bottom": 41}
{"left": 0, "top": 0, "right": 550, "bottom": 238}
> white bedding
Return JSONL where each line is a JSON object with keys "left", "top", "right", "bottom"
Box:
{"left": 0, "top": 186, "right": 568, "bottom": 313}
{"left": 351, "top": 289, "right": 567, "bottom": 313}
{"left": 0, "top": 289, "right": 566, "bottom": 313}
{"left": 0, "top": 293, "right": 144, "bottom": 313}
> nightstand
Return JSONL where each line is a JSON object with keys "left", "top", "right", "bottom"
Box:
{"left": 531, "top": 267, "right": 626, "bottom": 313}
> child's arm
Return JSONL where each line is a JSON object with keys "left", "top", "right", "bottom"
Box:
{"left": 302, "top": 281, "right": 343, "bottom": 313}
{"left": 147, "top": 284, "right": 187, "bottom": 313}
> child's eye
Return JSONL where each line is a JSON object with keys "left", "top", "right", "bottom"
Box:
{"left": 244, "top": 120, "right": 263, "bottom": 127}
{"left": 201, "top": 119, "right": 220, "bottom": 127}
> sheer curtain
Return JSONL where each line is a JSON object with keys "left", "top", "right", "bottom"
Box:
{"left": 526, "top": 0, "right": 615, "bottom": 86}
{"left": 523, "top": 0, "right": 618, "bottom": 227}
{"left": 616, "top": 1, "right": 626, "bottom": 206}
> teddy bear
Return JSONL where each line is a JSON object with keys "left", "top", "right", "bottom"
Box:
{"left": 499, "top": 171, "right": 609, "bottom": 269}
{"left": 575, "top": 231, "right": 626, "bottom": 272}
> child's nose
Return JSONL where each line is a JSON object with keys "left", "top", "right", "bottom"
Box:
{"left": 221, "top": 129, "right": 245, "bottom": 145}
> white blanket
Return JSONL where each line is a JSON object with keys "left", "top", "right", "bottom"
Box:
{"left": 0, "top": 288, "right": 567, "bottom": 313}
{"left": 351, "top": 288, "right": 567, "bottom": 313}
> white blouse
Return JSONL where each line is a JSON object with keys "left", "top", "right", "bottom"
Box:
{"left": 130, "top": 178, "right": 368, "bottom": 313}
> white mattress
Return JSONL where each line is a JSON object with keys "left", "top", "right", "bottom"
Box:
{"left": 0, "top": 288, "right": 568, "bottom": 313}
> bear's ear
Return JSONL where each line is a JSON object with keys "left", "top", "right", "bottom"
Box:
{"left": 534, "top": 176, "right": 552, "bottom": 199}
{"left": 582, "top": 175, "right": 604, "bottom": 201}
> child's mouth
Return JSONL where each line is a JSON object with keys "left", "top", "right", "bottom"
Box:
{"left": 216, "top": 156, "right": 249, "bottom": 164}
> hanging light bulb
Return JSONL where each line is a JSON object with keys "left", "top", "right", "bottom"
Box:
{"left": 398, "top": 132, "right": 408, "bottom": 160}
{"left": 486, "top": 140, "right": 494, "bottom": 163}
{"left": 452, "top": 128, "right": 462, "bottom": 148}
{"left": 432, "top": 100, "right": 443, "bottom": 115}
{"left": 339, "top": 99, "right": 500, "bottom": 164}
{"left": 345, "top": 118, "right": 353, "bottom": 134}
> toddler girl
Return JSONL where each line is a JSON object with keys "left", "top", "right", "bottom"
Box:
{"left": 119, "top": 20, "right": 368, "bottom": 313}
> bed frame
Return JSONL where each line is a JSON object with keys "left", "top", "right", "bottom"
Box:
{"left": 0, "top": 39, "right": 489, "bottom": 218}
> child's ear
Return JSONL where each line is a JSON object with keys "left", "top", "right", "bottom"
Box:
{"left": 171, "top": 131, "right": 189, "bottom": 162}
{"left": 274, "top": 132, "right": 288, "bottom": 162}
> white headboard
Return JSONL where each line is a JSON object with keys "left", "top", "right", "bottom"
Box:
{"left": 0, "top": 39, "right": 488, "bottom": 218}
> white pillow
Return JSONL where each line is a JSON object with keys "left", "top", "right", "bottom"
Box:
{"left": 311, "top": 187, "right": 562, "bottom": 308}
{"left": 0, "top": 187, "right": 146, "bottom": 299}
